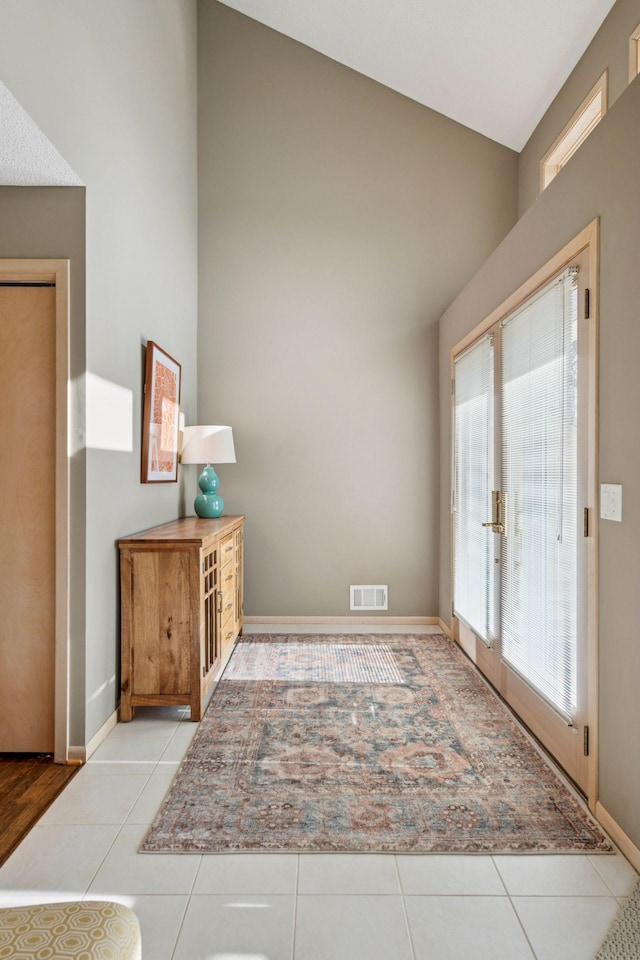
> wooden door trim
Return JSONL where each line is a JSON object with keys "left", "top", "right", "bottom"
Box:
{"left": 0, "top": 259, "right": 70, "bottom": 763}
{"left": 451, "top": 220, "right": 598, "bottom": 357}
{"left": 585, "top": 221, "right": 599, "bottom": 810}
{"left": 450, "top": 219, "right": 599, "bottom": 809}
{"left": 500, "top": 661, "right": 584, "bottom": 787}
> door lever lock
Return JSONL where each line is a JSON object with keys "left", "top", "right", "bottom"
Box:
{"left": 481, "top": 491, "right": 506, "bottom": 535}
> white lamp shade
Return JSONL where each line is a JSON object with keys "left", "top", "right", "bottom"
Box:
{"left": 181, "top": 425, "right": 236, "bottom": 465}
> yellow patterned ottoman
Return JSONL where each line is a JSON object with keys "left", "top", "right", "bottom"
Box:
{"left": 0, "top": 900, "right": 141, "bottom": 959}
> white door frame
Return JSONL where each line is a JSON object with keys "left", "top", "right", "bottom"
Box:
{"left": 449, "top": 220, "right": 599, "bottom": 809}
{"left": 0, "top": 258, "right": 71, "bottom": 764}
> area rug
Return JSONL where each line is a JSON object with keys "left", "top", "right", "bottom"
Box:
{"left": 142, "top": 633, "right": 611, "bottom": 853}
{"left": 595, "top": 880, "right": 640, "bottom": 959}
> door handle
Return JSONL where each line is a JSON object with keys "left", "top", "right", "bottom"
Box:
{"left": 482, "top": 490, "right": 506, "bottom": 535}
{"left": 482, "top": 521, "right": 505, "bottom": 533}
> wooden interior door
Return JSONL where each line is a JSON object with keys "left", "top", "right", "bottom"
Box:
{"left": 0, "top": 283, "right": 56, "bottom": 752}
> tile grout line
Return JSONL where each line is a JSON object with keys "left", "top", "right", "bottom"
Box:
{"left": 491, "top": 852, "right": 631, "bottom": 899}
{"left": 169, "top": 851, "right": 202, "bottom": 960}
{"left": 394, "top": 855, "right": 417, "bottom": 960}
{"left": 490, "top": 857, "right": 540, "bottom": 960}
{"left": 82, "top": 723, "right": 154, "bottom": 895}
{"left": 167, "top": 896, "right": 191, "bottom": 960}
{"left": 274, "top": 890, "right": 532, "bottom": 897}
{"left": 82, "top": 782, "right": 155, "bottom": 897}
{"left": 588, "top": 853, "right": 638, "bottom": 897}
{"left": 159, "top": 725, "right": 189, "bottom": 762}
{"left": 82, "top": 722, "right": 176, "bottom": 899}
{"left": 82, "top": 820, "right": 128, "bottom": 900}
{"left": 504, "top": 891, "right": 627, "bottom": 960}
{"left": 490, "top": 855, "right": 510, "bottom": 896}
{"left": 506, "top": 895, "right": 540, "bottom": 959}
{"left": 290, "top": 854, "right": 300, "bottom": 960}
{"left": 122, "top": 771, "right": 154, "bottom": 827}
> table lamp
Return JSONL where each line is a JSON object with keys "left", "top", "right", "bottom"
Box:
{"left": 180, "top": 425, "right": 236, "bottom": 518}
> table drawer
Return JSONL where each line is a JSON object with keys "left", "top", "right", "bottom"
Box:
{"left": 219, "top": 584, "right": 235, "bottom": 622}
{"left": 220, "top": 561, "right": 234, "bottom": 591}
{"left": 220, "top": 610, "right": 235, "bottom": 654}
{"left": 220, "top": 534, "right": 234, "bottom": 564}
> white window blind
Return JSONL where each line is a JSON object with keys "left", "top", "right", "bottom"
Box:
{"left": 500, "top": 268, "right": 579, "bottom": 720}
{"left": 453, "top": 334, "right": 495, "bottom": 644}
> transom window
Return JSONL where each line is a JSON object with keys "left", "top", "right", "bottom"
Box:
{"left": 630, "top": 22, "right": 640, "bottom": 83}
{"left": 540, "top": 71, "right": 607, "bottom": 192}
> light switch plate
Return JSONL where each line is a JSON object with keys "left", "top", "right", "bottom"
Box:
{"left": 600, "top": 483, "right": 622, "bottom": 522}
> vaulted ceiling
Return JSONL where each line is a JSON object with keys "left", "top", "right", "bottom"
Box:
{"left": 219, "top": 0, "right": 616, "bottom": 151}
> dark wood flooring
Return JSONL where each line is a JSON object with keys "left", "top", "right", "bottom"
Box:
{"left": 0, "top": 754, "right": 77, "bottom": 867}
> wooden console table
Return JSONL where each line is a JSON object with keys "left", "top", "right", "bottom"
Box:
{"left": 118, "top": 515, "right": 244, "bottom": 721}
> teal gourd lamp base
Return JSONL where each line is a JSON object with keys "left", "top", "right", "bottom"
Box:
{"left": 194, "top": 465, "right": 224, "bottom": 519}
{"left": 180, "top": 425, "right": 236, "bottom": 520}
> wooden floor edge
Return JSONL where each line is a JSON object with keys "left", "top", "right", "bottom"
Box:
{"left": 0, "top": 758, "right": 78, "bottom": 868}
{"left": 596, "top": 801, "right": 640, "bottom": 872}
{"left": 243, "top": 616, "right": 440, "bottom": 625}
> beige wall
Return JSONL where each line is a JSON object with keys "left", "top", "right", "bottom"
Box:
{"left": 440, "top": 78, "right": 640, "bottom": 847}
{"left": 519, "top": 0, "right": 640, "bottom": 215}
{"left": 0, "top": 1, "right": 199, "bottom": 742}
{"left": 0, "top": 186, "right": 86, "bottom": 745}
{"left": 198, "top": 1, "right": 518, "bottom": 617}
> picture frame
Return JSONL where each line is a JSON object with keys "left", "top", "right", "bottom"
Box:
{"left": 141, "top": 340, "right": 182, "bottom": 483}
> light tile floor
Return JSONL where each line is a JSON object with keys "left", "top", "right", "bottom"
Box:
{"left": 0, "top": 625, "right": 637, "bottom": 959}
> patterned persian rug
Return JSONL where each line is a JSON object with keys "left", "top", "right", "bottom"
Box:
{"left": 142, "top": 634, "right": 611, "bottom": 854}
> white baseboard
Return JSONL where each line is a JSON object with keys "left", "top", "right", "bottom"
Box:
{"left": 596, "top": 801, "right": 640, "bottom": 872}
{"left": 438, "top": 617, "right": 452, "bottom": 638}
{"left": 243, "top": 616, "right": 440, "bottom": 625}
{"left": 84, "top": 707, "right": 120, "bottom": 761}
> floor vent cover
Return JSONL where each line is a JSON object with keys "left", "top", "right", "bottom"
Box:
{"left": 350, "top": 585, "right": 388, "bottom": 611}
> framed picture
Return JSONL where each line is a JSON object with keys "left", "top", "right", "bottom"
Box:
{"left": 141, "top": 341, "right": 182, "bottom": 483}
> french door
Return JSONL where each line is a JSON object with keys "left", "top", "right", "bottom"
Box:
{"left": 452, "top": 242, "right": 596, "bottom": 797}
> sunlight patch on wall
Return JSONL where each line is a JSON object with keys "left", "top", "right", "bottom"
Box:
{"left": 85, "top": 373, "right": 133, "bottom": 453}
{"left": 85, "top": 674, "right": 117, "bottom": 706}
